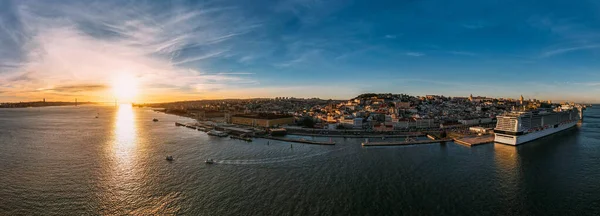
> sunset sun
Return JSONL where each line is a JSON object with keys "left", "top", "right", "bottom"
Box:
{"left": 111, "top": 74, "right": 138, "bottom": 102}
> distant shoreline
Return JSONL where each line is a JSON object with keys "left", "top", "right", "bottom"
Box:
{"left": 0, "top": 102, "right": 95, "bottom": 108}
{"left": 154, "top": 109, "right": 198, "bottom": 121}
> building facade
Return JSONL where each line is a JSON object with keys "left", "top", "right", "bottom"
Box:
{"left": 231, "top": 114, "right": 295, "bottom": 127}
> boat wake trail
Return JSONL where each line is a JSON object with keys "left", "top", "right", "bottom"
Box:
{"left": 213, "top": 147, "right": 347, "bottom": 165}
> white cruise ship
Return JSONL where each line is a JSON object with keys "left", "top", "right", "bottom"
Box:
{"left": 494, "top": 105, "right": 583, "bottom": 145}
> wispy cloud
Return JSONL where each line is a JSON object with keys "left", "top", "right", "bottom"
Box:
{"left": 172, "top": 50, "right": 229, "bottom": 65}
{"left": 385, "top": 34, "right": 397, "bottom": 39}
{"left": 447, "top": 51, "right": 477, "bottom": 56}
{"left": 216, "top": 72, "right": 255, "bottom": 75}
{"left": 238, "top": 55, "right": 255, "bottom": 63}
{"left": 527, "top": 16, "right": 599, "bottom": 40}
{"left": 274, "top": 49, "right": 322, "bottom": 67}
{"left": 405, "top": 52, "right": 425, "bottom": 57}
{"left": 529, "top": 16, "right": 600, "bottom": 58}
{"left": 540, "top": 44, "right": 600, "bottom": 58}
{"left": 572, "top": 81, "right": 600, "bottom": 86}
{"left": 44, "top": 84, "right": 108, "bottom": 93}
{"left": 0, "top": 0, "right": 260, "bottom": 102}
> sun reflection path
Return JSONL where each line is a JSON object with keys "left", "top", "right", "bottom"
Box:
{"left": 103, "top": 104, "right": 181, "bottom": 214}
{"left": 114, "top": 104, "right": 137, "bottom": 159}
{"left": 115, "top": 104, "right": 136, "bottom": 150}
{"left": 99, "top": 104, "right": 141, "bottom": 214}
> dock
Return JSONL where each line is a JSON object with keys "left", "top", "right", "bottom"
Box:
{"left": 453, "top": 135, "right": 494, "bottom": 146}
{"left": 230, "top": 135, "right": 253, "bottom": 142}
{"left": 262, "top": 136, "right": 335, "bottom": 145}
{"left": 175, "top": 122, "right": 199, "bottom": 130}
{"left": 362, "top": 138, "right": 452, "bottom": 146}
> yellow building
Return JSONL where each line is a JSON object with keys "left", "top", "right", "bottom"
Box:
{"left": 231, "top": 114, "right": 295, "bottom": 127}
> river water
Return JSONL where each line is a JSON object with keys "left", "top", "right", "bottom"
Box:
{"left": 0, "top": 104, "right": 599, "bottom": 215}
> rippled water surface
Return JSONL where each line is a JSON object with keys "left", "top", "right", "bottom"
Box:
{"left": 1, "top": 105, "right": 599, "bottom": 215}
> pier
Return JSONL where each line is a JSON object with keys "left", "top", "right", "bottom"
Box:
{"left": 262, "top": 136, "right": 335, "bottom": 145}
{"left": 286, "top": 132, "right": 425, "bottom": 138}
{"left": 176, "top": 122, "right": 199, "bottom": 130}
{"left": 453, "top": 135, "right": 494, "bottom": 146}
{"left": 362, "top": 138, "right": 452, "bottom": 146}
{"left": 426, "top": 134, "right": 439, "bottom": 140}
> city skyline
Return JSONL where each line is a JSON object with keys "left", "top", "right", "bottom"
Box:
{"left": 1, "top": 0, "right": 600, "bottom": 103}
{"left": 0, "top": 93, "right": 586, "bottom": 105}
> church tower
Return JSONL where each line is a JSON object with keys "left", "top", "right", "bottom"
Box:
{"left": 519, "top": 95, "right": 524, "bottom": 105}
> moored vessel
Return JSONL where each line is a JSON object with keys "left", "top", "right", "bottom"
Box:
{"left": 207, "top": 130, "right": 228, "bottom": 137}
{"left": 494, "top": 105, "right": 583, "bottom": 145}
{"left": 269, "top": 128, "right": 287, "bottom": 136}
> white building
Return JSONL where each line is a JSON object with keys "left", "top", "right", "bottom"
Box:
{"left": 353, "top": 118, "right": 364, "bottom": 128}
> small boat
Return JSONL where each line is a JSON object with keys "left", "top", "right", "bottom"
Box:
{"left": 166, "top": 155, "right": 174, "bottom": 161}
{"left": 205, "top": 159, "right": 214, "bottom": 164}
{"left": 207, "top": 130, "right": 228, "bottom": 137}
{"left": 153, "top": 118, "right": 159, "bottom": 122}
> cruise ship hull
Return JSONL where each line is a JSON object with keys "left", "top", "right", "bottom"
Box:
{"left": 494, "top": 121, "right": 578, "bottom": 145}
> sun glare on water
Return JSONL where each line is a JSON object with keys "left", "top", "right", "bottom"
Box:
{"left": 111, "top": 74, "right": 138, "bottom": 102}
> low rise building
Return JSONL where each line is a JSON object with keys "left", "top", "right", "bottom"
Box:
{"left": 440, "top": 122, "right": 463, "bottom": 129}
{"left": 469, "top": 126, "right": 491, "bottom": 134}
{"left": 231, "top": 113, "right": 295, "bottom": 128}
{"left": 373, "top": 123, "right": 394, "bottom": 132}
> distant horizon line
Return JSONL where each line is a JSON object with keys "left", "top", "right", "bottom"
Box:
{"left": 2, "top": 93, "right": 597, "bottom": 104}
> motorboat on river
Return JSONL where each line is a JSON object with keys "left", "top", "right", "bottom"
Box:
{"left": 207, "top": 130, "right": 228, "bottom": 137}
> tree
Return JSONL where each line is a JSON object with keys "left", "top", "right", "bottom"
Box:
{"left": 299, "top": 117, "right": 315, "bottom": 128}
{"left": 540, "top": 103, "right": 552, "bottom": 108}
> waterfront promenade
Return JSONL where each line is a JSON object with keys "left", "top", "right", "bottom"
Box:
{"left": 261, "top": 136, "right": 336, "bottom": 145}
{"left": 286, "top": 132, "right": 425, "bottom": 138}
{"left": 361, "top": 138, "right": 453, "bottom": 146}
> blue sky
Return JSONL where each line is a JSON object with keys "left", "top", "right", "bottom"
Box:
{"left": 0, "top": 0, "right": 599, "bottom": 103}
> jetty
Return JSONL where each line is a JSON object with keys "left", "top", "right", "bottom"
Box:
{"left": 175, "top": 122, "right": 198, "bottom": 130}
{"left": 362, "top": 138, "right": 452, "bottom": 146}
{"left": 453, "top": 135, "right": 494, "bottom": 146}
{"left": 426, "top": 134, "right": 438, "bottom": 140}
{"left": 262, "top": 136, "right": 335, "bottom": 145}
{"left": 230, "top": 135, "right": 253, "bottom": 142}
